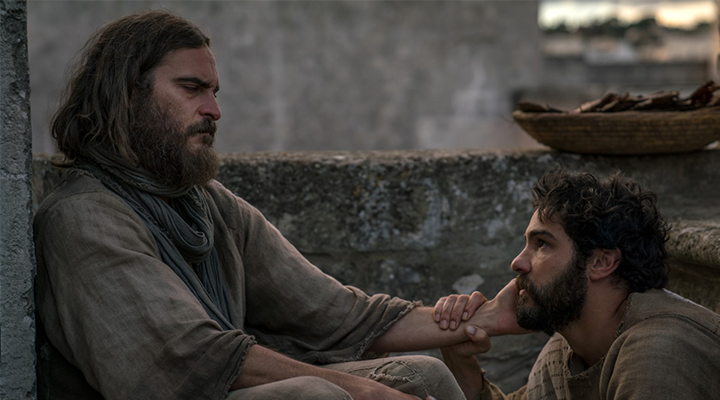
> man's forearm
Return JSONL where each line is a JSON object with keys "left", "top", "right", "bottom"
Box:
{"left": 368, "top": 294, "right": 514, "bottom": 354}
{"left": 367, "top": 307, "right": 472, "bottom": 353}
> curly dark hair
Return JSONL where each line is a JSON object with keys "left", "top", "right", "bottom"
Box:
{"left": 532, "top": 168, "right": 670, "bottom": 293}
{"left": 51, "top": 9, "right": 210, "bottom": 167}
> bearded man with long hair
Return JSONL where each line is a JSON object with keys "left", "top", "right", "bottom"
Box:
{"left": 34, "top": 10, "right": 526, "bottom": 400}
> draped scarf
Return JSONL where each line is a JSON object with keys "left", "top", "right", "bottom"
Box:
{"left": 74, "top": 150, "right": 237, "bottom": 330}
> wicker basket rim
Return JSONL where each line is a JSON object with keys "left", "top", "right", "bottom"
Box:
{"left": 512, "top": 106, "right": 720, "bottom": 122}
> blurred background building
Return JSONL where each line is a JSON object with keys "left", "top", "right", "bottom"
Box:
{"left": 28, "top": 1, "right": 720, "bottom": 155}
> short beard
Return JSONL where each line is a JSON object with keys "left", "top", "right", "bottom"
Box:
{"left": 130, "top": 93, "right": 219, "bottom": 189}
{"left": 514, "top": 251, "right": 588, "bottom": 335}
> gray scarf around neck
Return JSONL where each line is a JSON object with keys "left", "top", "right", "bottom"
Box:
{"left": 75, "top": 153, "right": 237, "bottom": 330}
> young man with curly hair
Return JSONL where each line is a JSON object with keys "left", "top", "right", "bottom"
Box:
{"left": 434, "top": 169, "right": 720, "bottom": 400}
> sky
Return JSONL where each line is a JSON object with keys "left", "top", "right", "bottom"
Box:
{"left": 539, "top": 0, "right": 717, "bottom": 29}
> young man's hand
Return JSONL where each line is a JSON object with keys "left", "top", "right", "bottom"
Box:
{"left": 475, "top": 278, "right": 529, "bottom": 336}
{"left": 441, "top": 325, "right": 492, "bottom": 357}
{"left": 434, "top": 291, "right": 487, "bottom": 331}
{"left": 434, "top": 279, "right": 530, "bottom": 337}
{"left": 440, "top": 325, "right": 491, "bottom": 400}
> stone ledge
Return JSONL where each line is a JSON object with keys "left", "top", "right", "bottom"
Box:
{"left": 667, "top": 218, "right": 720, "bottom": 313}
{"left": 668, "top": 218, "right": 720, "bottom": 270}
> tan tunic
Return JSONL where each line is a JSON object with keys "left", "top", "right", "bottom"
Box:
{"left": 480, "top": 289, "right": 720, "bottom": 400}
{"left": 34, "top": 173, "right": 415, "bottom": 400}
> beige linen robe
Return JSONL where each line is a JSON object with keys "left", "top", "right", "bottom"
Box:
{"left": 34, "top": 173, "right": 415, "bottom": 400}
{"left": 479, "top": 289, "right": 720, "bottom": 400}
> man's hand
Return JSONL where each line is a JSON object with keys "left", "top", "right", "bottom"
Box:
{"left": 440, "top": 325, "right": 491, "bottom": 400}
{"left": 473, "top": 278, "right": 528, "bottom": 336}
{"left": 441, "top": 325, "right": 491, "bottom": 358}
{"left": 435, "top": 279, "right": 530, "bottom": 337}
{"left": 434, "top": 291, "right": 487, "bottom": 330}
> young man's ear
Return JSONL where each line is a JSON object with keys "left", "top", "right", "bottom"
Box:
{"left": 588, "top": 248, "right": 621, "bottom": 281}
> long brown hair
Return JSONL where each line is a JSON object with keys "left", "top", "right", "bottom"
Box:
{"left": 51, "top": 9, "right": 210, "bottom": 167}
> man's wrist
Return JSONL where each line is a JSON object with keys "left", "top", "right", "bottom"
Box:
{"left": 467, "top": 301, "right": 499, "bottom": 337}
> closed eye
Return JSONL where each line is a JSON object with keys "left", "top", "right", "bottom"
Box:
{"left": 175, "top": 77, "right": 217, "bottom": 96}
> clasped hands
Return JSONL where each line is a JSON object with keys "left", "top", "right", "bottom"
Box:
{"left": 433, "top": 279, "right": 528, "bottom": 358}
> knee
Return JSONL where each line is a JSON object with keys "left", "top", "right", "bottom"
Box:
{"left": 402, "top": 355, "right": 455, "bottom": 381}
{"left": 393, "top": 355, "right": 460, "bottom": 396}
{"left": 227, "top": 376, "right": 352, "bottom": 400}
{"left": 281, "top": 377, "right": 352, "bottom": 400}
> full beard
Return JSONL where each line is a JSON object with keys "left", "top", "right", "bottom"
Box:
{"left": 514, "top": 252, "right": 588, "bottom": 336}
{"left": 130, "top": 97, "right": 219, "bottom": 190}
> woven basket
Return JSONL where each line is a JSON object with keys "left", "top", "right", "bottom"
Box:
{"left": 513, "top": 106, "right": 720, "bottom": 155}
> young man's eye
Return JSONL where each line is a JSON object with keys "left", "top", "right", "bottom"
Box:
{"left": 538, "top": 240, "right": 548, "bottom": 248}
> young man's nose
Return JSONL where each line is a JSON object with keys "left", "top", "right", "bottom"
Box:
{"left": 511, "top": 249, "right": 531, "bottom": 274}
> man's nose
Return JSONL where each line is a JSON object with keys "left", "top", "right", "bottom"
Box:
{"left": 200, "top": 95, "right": 222, "bottom": 121}
{"left": 511, "top": 249, "right": 531, "bottom": 274}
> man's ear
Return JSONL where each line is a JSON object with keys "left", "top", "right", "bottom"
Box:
{"left": 588, "top": 248, "right": 621, "bottom": 281}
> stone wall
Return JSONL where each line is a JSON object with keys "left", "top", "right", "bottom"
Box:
{"left": 1, "top": 0, "right": 36, "bottom": 398}
{"left": 33, "top": 148, "right": 720, "bottom": 392}
{"left": 28, "top": 0, "right": 542, "bottom": 154}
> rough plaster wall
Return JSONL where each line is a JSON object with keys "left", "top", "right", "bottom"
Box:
{"left": 33, "top": 148, "right": 720, "bottom": 392}
{"left": 28, "top": 0, "right": 542, "bottom": 155}
{"left": 1, "top": 0, "right": 36, "bottom": 398}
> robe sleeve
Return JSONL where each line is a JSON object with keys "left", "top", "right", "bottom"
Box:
{"left": 34, "top": 183, "right": 254, "bottom": 400}
{"left": 206, "top": 181, "right": 417, "bottom": 365}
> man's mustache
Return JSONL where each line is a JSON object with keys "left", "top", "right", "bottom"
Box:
{"left": 187, "top": 119, "right": 217, "bottom": 137}
{"left": 515, "top": 274, "right": 536, "bottom": 298}
{"left": 515, "top": 274, "right": 528, "bottom": 291}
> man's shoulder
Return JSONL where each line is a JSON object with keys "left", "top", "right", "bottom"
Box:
{"left": 602, "top": 291, "right": 720, "bottom": 397}
{"left": 200, "top": 179, "right": 264, "bottom": 220}
{"left": 609, "top": 289, "right": 720, "bottom": 369}
{"left": 201, "top": 179, "right": 243, "bottom": 206}
{"left": 35, "top": 170, "right": 130, "bottom": 221}
{"left": 33, "top": 171, "right": 157, "bottom": 254}
{"left": 620, "top": 289, "right": 720, "bottom": 340}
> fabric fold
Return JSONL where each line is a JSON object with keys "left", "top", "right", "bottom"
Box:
{"left": 74, "top": 158, "right": 236, "bottom": 330}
